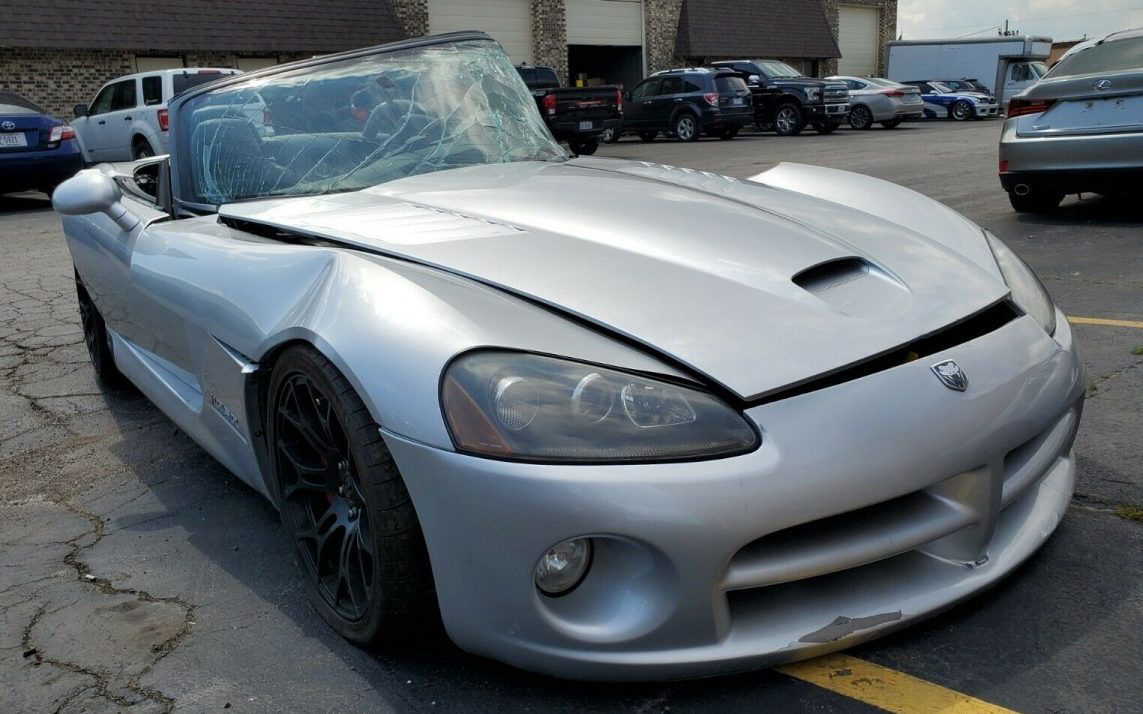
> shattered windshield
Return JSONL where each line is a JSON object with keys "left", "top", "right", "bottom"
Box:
{"left": 176, "top": 39, "right": 565, "bottom": 206}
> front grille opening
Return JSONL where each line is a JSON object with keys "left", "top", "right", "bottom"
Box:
{"left": 752, "top": 300, "right": 1020, "bottom": 405}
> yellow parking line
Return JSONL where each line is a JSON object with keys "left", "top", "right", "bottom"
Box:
{"left": 1068, "top": 316, "right": 1143, "bottom": 329}
{"left": 776, "top": 654, "right": 1018, "bottom": 714}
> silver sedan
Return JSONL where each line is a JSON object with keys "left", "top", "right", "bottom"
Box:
{"left": 1000, "top": 28, "right": 1143, "bottom": 213}
{"left": 53, "top": 32, "right": 1084, "bottom": 680}
{"left": 827, "top": 76, "right": 925, "bottom": 129}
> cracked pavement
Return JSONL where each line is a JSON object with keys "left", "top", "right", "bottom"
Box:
{"left": 1, "top": 120, "right": 1140, "bottom": 713}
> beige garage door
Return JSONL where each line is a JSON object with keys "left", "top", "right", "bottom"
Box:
{"left": 429, "top": 0, "right": 533, "bottom": 64}
{"left": 566, "top": 0, "right": 643, "bottom": 46}
{"left": 838, "top": 5, "right": 879, "bottom": 76}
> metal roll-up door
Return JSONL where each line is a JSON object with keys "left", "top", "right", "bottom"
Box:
{"left": 428, "top": 0, "right": 533, "bottom": 63}
{"left": 838, "top": 5, "right": 880, "bottom": 76}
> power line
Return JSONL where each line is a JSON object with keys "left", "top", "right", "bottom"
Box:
{"left": 958, "top": 26, "right": 1001, "bottom": 39}
{"left": 909, "top": 4, "right": 1143, "bottom": 34}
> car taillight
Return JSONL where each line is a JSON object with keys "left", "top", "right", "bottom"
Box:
{"left": 881, "top": 89, "right": 904, "bottom": 98}
{"left": 999, "top": 160, "right": 1009, "bottom": 173}
{"left": 542, "top": 93, "right": 557, "bottom": 116}
{"left": 1007, "top": 97, "right": 1055, "bottom": 118}
{"left": 157, "top": 108, "right": 169, "bottom": 131}
{"left": 704, "top": 92, "right": 719, "bottom": 107}
{"left": 48, "top": 126, "right": 75, "bottom": 142}
{"left": 616, "top": 88, "right": 623, "bottom": 114}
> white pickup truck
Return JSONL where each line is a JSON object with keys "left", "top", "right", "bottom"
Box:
{"left": 71, "top": 68, "right": 243, "bottom": 162}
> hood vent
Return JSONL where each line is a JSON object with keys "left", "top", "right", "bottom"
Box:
{"left": 793, "top": 257, "right": 870, "bottom": 293}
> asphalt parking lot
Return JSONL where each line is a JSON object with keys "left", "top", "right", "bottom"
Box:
{"left": 1, "top": 119, "right": 1140, "bottom": 713}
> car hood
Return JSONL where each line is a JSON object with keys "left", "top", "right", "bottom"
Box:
{"left": 220, "top": 159, "right": 1007, "bottom": 400}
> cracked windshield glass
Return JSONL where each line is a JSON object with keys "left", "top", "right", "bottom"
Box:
{"left": 181, "top": 39, "right": 565, "bottom": 205}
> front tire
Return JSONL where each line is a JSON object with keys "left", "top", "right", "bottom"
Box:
{"left": 950, "top": 100, "right": 973, "bottom": 121}
{"left": 673, "top": 114, "right": 699, "bottom": 142}
{"left": 568, "top": 138, "right": 598, "bottom": 156}
{"left": 75, "top": 273, "right": 128, "bottom": 389}
{"left": 773, "top": 103, "right": 804, "bottom": 136}
{"left": 268, "top": 345, "right": 434, "bottom": 646}
{"left": 848, "top": 105, "right": 873, "bottom": 130}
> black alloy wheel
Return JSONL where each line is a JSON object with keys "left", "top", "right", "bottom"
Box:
{"left": 950, "top": 100, "right": 973, "bottom": 121}
{"left": 773, "top": 103, "right": 804, "bottom": 136}
{"left": 673, "top": 114, "right": 699, "bottom": 142}
{"left": 849, "top": 104, "right": 873, "bottom": 130}
{"left": 132, "top": 141, "right": 155, "bottom": 160}
{"left": 600, "top": 126, "right": 620, "bottom": 143}
{"left": 270, "top": 345, "right": 432, "bottom": 645}
{"left": 75, "top": 273, "right": 127, "bottom": 388}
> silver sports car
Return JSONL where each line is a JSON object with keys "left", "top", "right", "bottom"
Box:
{"left": 54, "top": 32, "right": 1084, "bottom": 680}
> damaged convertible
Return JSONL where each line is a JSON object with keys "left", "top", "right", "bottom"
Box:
{"left": 54, "top": 32, "right": 1084, "bottom": 680}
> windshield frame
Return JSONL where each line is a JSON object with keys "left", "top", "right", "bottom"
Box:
{"left": 168, "top": 31, "right": 543, "bottom": 214}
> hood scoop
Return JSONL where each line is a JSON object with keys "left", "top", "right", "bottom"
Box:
{"left": 793, "top": 257, "right": 909, "bottom": 317}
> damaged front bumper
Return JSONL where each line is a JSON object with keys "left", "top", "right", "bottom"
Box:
{"left": 384, "top": 312, "right": 1084, "bottom": 680}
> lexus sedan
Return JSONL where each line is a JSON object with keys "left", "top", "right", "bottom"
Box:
{"left": 0, "top": 92, "right": 82, "bottom": 196}
{"left": 1000, "top": 28, "right": 1143, "bottom": 213}
{"left": 54, "top": 32, "right": 1084, "bottom": 680}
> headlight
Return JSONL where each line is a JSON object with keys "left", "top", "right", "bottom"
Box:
{"left": 806, "top": 88, "right": 821, "bottom": 101}
{"left": 985, "top": 232, "right": 1056, "bottom": 335}
{"left": 441, "top": 351, "right": 758, "bottom": 462}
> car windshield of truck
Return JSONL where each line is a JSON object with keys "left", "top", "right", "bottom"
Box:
{"left": 176, "top": 38, "right": 565, "bottom": 207}
{"left": 752, "top": 60, "right": 802, "bottom": 79}
{"left": 1046, "top": 36, "right": 1143, "bottom": 78}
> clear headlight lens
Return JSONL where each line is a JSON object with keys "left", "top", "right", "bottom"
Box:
{"left": 985, "top": 232, "right": 1056, "bottom": 335}
{"left": 806, "top": 87, "right": 821, "bottom": 101}
{"left": 441, "top": 351, "right": 758, "bottom": 462}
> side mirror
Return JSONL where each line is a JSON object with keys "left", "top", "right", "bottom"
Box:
{"left": 52, "top": 170, "right": 140, "bottom": 232}
{"left": 748, "top": 75, "right": 761, "bottom": 85}
{"left": 73, "top": 104, "right": 88, "bottom": 118}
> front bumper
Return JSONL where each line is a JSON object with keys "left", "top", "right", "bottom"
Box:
{"left": 974, "top": 103, "right": 1000, "bottom": 117}
{"left": 386, "top": 312, "right": 1084, "bottom": 680}
{"left": 805, "top": 102, "right": 850, "bottom": 121}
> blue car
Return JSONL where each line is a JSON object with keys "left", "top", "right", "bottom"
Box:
{"left": 1, "top": 92, "right": 83, "bottom": 196}
{"left": 903, "top": 81, "right": 1000, "bottom": 121}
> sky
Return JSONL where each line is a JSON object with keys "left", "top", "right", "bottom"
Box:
{"left": 897, "top": 0, "right": 1143, "bottom": 42}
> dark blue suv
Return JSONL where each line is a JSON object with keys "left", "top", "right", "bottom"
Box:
{"left": 609, "top": 68, "right": 752, "bottom": 143}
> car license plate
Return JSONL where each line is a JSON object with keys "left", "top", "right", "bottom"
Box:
{"left": 579, "top": 121, "right": 593, "bottom": 131}
{"left": 0, "top": 133, "right": 27, "bottom": 148}
{"left": 731, "top": 97, "right": 744, "bottom": 106}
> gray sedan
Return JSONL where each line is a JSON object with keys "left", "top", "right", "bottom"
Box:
{"left": 827, "top": 76, "right": 924, "bottom": 129}
{"left": 53, "top": 31, "right": 1084, "bottom": 680}
{"left": 1000, "top": 28, "right": 1143, "bottom": 212}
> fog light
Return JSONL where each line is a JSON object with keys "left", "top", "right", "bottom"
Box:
{"left": 534, "top": 537, "right": 593, "bottom": 596}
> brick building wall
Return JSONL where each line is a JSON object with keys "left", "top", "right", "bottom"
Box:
{"left": 532, "top": 0, "right": 568, "bottom": 81}
{"left": 389, "top": 0, "right": 429, "bottom": 36}
{"left": 643, "top": 0, "right": 683, "bottom": 74}
{"left": 0, "top": 48, "right": 311, "bottom": 119}
{"left": 819, "top": 0, "right": 897, "bottom": 76}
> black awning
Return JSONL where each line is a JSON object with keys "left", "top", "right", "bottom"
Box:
{"left": 676, "top": 0, "right": 841, "bottom": 60}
